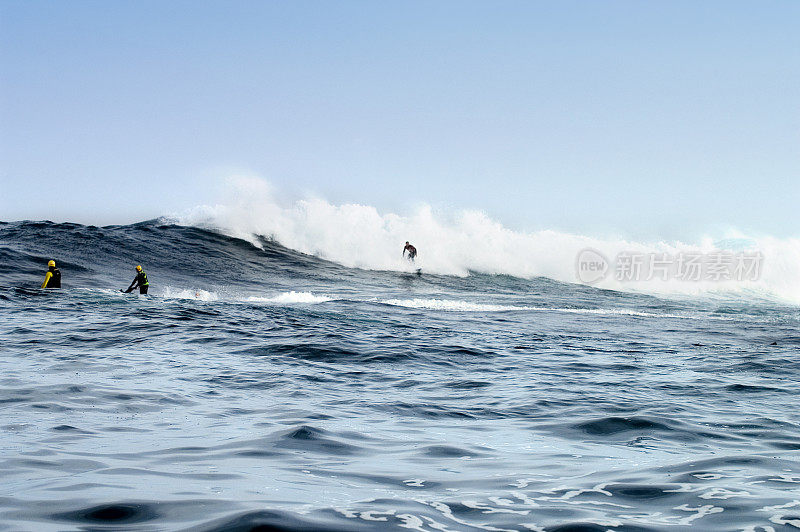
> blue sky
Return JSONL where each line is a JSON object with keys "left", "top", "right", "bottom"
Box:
{"left": 1, "top": 1, "right": 798, "bottom": 239}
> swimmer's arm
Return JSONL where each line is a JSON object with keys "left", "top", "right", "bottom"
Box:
{"left": 125, "top": 277, "right": 139, "bottom": 292}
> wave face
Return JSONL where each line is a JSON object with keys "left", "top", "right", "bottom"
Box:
{"left": 1, "top": 219, "right": 800, "bottom": 531}
{"left": 174, "top": 177, "right": 800, "bottom": 303}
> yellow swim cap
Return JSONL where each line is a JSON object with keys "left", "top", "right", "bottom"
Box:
{"left": 48, "top": 260, "right": 55, "bottom": 268}
{"left": 136, "top": 265, "right": 142, "bottom": 272}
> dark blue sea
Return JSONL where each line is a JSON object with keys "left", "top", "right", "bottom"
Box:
{"left": 1, "top": 220, "right": 799, "bottom": 531}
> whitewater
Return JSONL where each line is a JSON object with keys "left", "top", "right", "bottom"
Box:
{"left": 1, "top": 190, "right": 799, "bottom": 531}
{"left": 176, "top": 177, "right": 800, "bottom": 304}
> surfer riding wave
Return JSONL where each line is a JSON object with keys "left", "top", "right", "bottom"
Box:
{"left": 403, "top": 241, "right": 417, "bottom": 262}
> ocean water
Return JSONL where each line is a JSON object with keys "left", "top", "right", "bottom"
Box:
{"left": 1, "top": 219, "right": 799, "bottom": 531}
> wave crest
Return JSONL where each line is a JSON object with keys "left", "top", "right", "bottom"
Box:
{"left": 174, "top": 177, "right": 800, "bottom": 303}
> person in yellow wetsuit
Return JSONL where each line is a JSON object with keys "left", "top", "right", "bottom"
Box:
{"left": 41, "top": 260, "right": 61, "bottom": 288}
{"left": 123, "top": 265, "right": 149, "bottom": 294}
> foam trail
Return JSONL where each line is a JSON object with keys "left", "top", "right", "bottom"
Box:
{"left": 174, "top": 177, "right": 800, "bottom": 303}
{"left": 379, "top": 299, "right": 736, "bottom": 320}
{"left": 162, "top": 287, "right": 219, "bottom": 302}
{"left": 382, "top": 298, "right": 531, "bottom": 312}
{"left": 246, "top": 291, "right": 332, "bottom": 304}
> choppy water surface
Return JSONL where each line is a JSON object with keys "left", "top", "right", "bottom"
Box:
{"left": 1, "top": 221, "right": 799, "bottom": 531}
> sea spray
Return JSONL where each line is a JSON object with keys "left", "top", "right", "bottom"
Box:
{"left": 174, "top": 177, "right": 800, "bottom": 303}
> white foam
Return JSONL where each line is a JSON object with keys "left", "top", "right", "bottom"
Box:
{"left": 172, "top": 176, "right": 800, "bottom": 304}
{"left": 379, "top": 298, "right": 734, "bottom": 320}
{"left": 380, "top": 299, "right": 650, "bottom": 316}
{"left": 85, "top": 287, "right": 130, "bottom": 297}
{"left": 382, "top": 298, "right": 530, "bottom": 312}
{"left": 161, "top": 287, "right": 219, "bottom": 301}
{"left": 246, "top": 291, "right": 332, "bottom": 304}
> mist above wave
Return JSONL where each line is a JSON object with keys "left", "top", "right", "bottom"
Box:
{"left": 174, "top": 177, "right": 800, "bottom": 303}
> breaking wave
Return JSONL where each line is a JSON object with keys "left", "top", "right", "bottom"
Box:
{"left": 173, "top": 177, "right": 800, "bottom": 303}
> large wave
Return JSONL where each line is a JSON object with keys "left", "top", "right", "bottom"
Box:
{"left": 174, "top": 177, "right": 800, "bottom": 303}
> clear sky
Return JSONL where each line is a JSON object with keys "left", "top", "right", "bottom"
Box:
{"left": 1, "top": 1, "right": 798, "bottom": 239}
